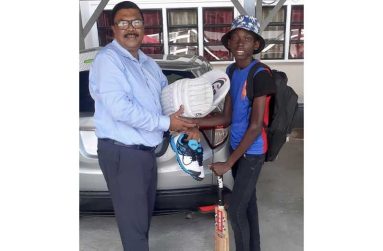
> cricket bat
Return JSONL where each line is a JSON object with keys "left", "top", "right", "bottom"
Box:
{"left": 215, "top": 175, "right": 230, "bottom": 251}
{"left": 212, "top": 128, "right": 229, "bottom": 251}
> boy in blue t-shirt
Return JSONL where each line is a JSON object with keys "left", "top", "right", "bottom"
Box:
{"left": 189, "top": 15, "right": 276, "bottom": 251}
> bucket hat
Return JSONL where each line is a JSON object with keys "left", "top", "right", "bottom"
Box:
{"left": 221, "top": 15, "right": 265, "bottom": 54}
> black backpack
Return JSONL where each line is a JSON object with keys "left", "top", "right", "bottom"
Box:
{"left": 228, "top": 62, "right": 298, "bottom": 162}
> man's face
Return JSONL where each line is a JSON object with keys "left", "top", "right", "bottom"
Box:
{"left": 112, "top": 8, "right": 144, "bottom": 55}
{"left": 228, "top": 29, "right": 260, "bottom": 60}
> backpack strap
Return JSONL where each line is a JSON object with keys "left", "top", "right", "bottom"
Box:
{"left": 227, "top": 63, "right": 236, "bottom": 80}
{"left": 246, "top": 61, "right": 272, "bottom": 102}
{"left": 227, "top": 61, "right": 272, "bottom": 101}
{"left": 246, "top": 62, "right": 273, "bottom": 129}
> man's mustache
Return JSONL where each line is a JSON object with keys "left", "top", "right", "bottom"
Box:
{"left": 124, "top": 33, "right": 139, "bottom": 38}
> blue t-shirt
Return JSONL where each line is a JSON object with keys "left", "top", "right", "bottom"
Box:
{"left": 228, "top": 60, "right": 275, "bottom": 154}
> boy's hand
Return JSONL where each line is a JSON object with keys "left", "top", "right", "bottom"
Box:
{"left": 185, "top": 127, "right": 200, "bottom": 141}
{"left": 209, "top": 162, "right": 232, "bottom": 176}
{"left": 169, "top": 106, "right": 196, "bottom": 132}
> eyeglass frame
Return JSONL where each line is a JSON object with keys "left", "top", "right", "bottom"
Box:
{"left": 114, "top": 19, "right": 144, "bottom": 30}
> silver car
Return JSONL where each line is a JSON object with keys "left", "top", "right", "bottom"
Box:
{"left": 80, "top": 48, "right": 233, "bottom": 214}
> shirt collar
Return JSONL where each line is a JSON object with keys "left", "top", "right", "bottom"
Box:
{"left": 112, "top": 39, "right": 149, "bottom": 63}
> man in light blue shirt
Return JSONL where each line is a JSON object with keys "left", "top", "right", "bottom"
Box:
{"left": 89, "top": 2, "right": 195, "bottom": 250}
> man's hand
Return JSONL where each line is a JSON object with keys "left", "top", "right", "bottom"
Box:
{"left": 169, "top": 106, "right": 196, "bottom": 132}
{"left": 209, "top": 161, "right": 232, "bottom": 176}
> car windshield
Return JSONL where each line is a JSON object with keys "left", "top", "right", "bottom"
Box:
{"left": 80, "top": 70, "right": 196, "bottom": 114}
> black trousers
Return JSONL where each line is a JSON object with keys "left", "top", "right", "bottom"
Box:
{"left": 229, "top": 153, "right": 265, "bottom": 251}
{"left": 97, "top": 139, "right": 157, "bottom": 251}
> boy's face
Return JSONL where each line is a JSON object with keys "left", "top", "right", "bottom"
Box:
{"left": 227, "top": 29, "right": 260, "bottom": 60}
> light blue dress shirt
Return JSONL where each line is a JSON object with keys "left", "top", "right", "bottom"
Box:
{"left": 89, "top": 40, "right": 170, "bottom": 147}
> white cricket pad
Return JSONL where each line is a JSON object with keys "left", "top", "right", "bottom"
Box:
{"left": 200, "top": 69, "right": 230, "bottom": 115}
{"left": 161, "top": 78, "right": 213, "bottom": 118}
{"left": 161, "top": 69, "right": 230, "bottom": 118}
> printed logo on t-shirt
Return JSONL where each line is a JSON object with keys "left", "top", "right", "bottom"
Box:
{"left": 241, "top": 80, "right": 247, "bottom": 100}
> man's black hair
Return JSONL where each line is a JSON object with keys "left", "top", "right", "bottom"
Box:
{"left": 111, "top": 1, "right": 144, "bottom": 24}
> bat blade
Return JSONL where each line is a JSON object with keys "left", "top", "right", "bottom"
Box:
{"left": 215, "top": 205, "right": 229, "bottom": 251}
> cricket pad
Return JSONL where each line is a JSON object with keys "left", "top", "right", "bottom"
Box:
{"left": 161, "top": 69, "right": 230, "bottom": 118}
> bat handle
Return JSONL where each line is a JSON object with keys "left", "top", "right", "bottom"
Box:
{"left": 217, "top": 175, "right": 224, "bottom": 206}
{"left": 212, "top": 130, "right": 224, "bottom": 207}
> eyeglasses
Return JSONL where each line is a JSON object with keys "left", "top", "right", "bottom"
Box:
{"left": 115, "top": 19, "right": 144, "bottom": 30}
